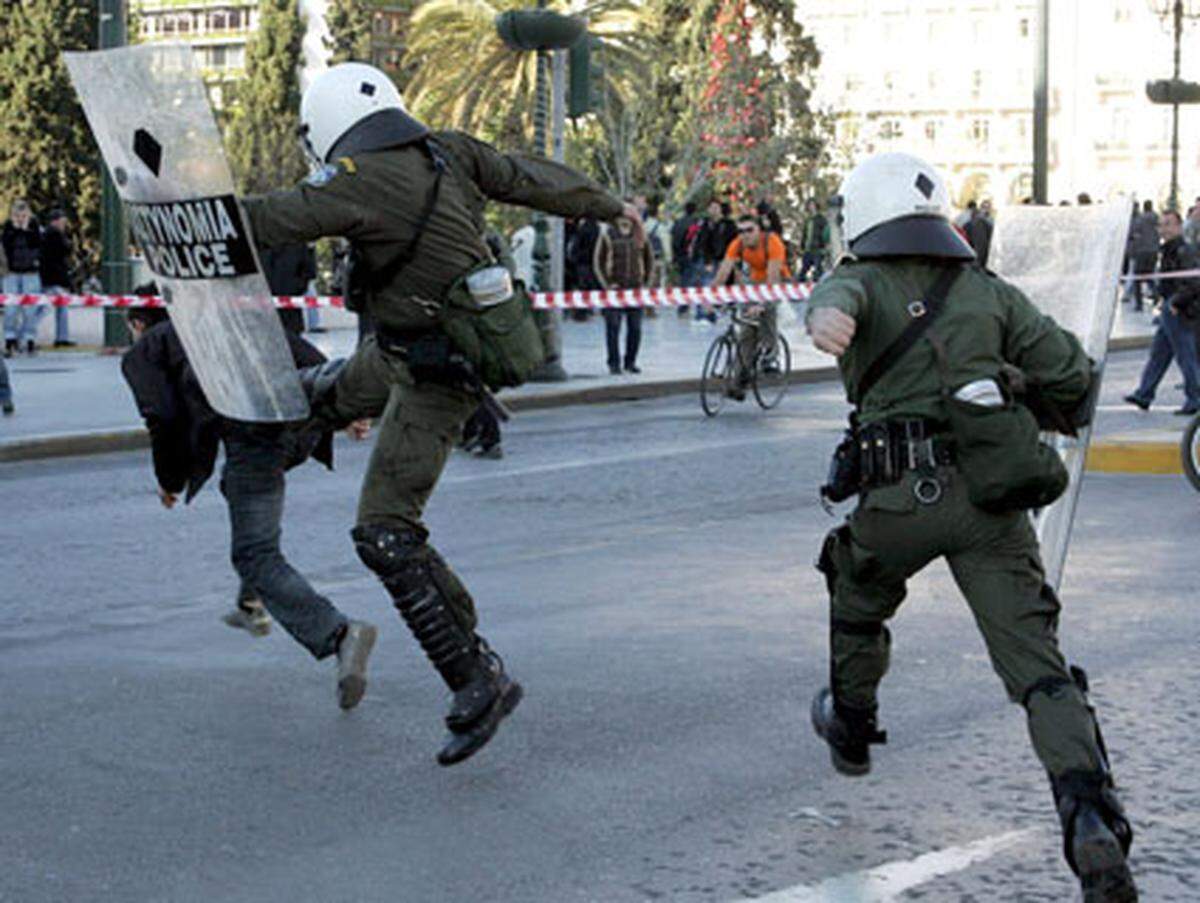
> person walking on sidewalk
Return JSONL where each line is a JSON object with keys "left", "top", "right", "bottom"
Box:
{"left": 121, "top": 306, "right": 379, "bottom": 710}
{"left": 39, "top": 210, "right": 77, "bottom": 347}
{"left": 1124, "top": 209, "right": 1200, "bottom": 415}
{"left": 594, "top": 211, "right": 653, "bottom": 374}
{"left": 0, "top": 243, "right": 12, "bottom": 413}
{"left": 2, "top": 200, "right": 43, "bottom": 356}
{"left": 1127, "top": 200, "right": 1160, "bottom": 312}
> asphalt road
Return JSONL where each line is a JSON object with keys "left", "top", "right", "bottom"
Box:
{"left": 1, "top": 370, "right": 1196, "bottom": 902}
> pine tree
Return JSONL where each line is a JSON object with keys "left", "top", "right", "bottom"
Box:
{"left": 325, "top": 0, "right": 373, "bottom": 65}
{"left": 0, "top": 1, "right": 100, "bottom": 262}
{"left": 224, "top": 0, "right": 308, "bottom": 193}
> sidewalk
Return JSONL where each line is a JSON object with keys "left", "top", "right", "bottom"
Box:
{"left": 0, "top": 302, "right": 1162, "bottom": 463}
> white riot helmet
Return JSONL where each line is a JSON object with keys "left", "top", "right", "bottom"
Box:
{"left": 299, "top": 62, "right": 428, "bottom": 165}
{"left": 839, "top": 152, "right": 975, "bottom": 260}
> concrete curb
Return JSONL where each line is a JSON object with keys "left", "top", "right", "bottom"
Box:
{"left": 1086, "top": 438, "right": 1183, "bottom": 475}
{"left": 0, "top": 337, "right": 1156, "bottom": 466}
{"left": 0, "top": 366, "right": 843, "bottom": 463}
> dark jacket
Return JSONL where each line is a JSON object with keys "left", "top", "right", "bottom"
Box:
{"left": 963, "top": 213, "right": 993, "bottom": 267}
{"left": 1160, "top": 236, "right": 1200, "bottom": 316}
{"left": 1, "top": 221, "right": 41, "bottom": 273}
{"left": 38, "top": 225, "right": 74, "bottom": 288}
{"left": 702, "top": 217, "right": 738, "bottom": 265}
{"left": 121, "top": 323, "right": 333, "bottom": 502}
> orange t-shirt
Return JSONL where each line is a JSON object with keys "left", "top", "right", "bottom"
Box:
{"left": 724, "top": 232, "right": 791, "bottom": 283}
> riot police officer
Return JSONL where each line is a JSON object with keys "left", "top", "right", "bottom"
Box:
{"left": 241, "top": 63, "right": 633, "bottom": 766}
{"left": 805, "top": 153, "right": 1136, "bottom": 902}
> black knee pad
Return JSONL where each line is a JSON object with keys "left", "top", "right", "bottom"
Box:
{"left": 351, "top": 524, "right": 427, "bottom": 580}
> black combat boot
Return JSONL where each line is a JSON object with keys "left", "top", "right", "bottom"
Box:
{"left": 437, "top": 638, "right": 523, "bottom": 767}
{"left": 1053, "top": 770, "right": 1137, "bottom": 902}
{"left": 353, "top": 526, "right": 522, "bottom": 766}
{"left": 810, "top": 687, "right": 887, "bottom": 777}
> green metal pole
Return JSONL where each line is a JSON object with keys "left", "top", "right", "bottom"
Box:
{"left": 99, "top": 0, "right": 132, "bottom": 347}
{"left": 528, "top": 0, "right": 567, "bottom": 381}
{"left": 1170, "top": 0, "right": 1183, "bottom": 211}
{"left": 1032, "top": 0, "right": 1049, "bottom": 204}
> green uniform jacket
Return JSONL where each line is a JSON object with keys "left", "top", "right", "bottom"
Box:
{"left": 241, "top": 130, "right": 624, "bottom": 334}
{"left": 807, "top": 259, "right": 1091, "bottom": 424}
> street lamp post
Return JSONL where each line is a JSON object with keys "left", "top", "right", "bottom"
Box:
{"left": 98, "top": 0, "right": 132, "bottom": 347}
{"left": 1147, "top": 0, "right": 1200, "bottom": 210}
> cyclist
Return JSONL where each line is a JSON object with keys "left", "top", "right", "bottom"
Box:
{"left": 709, "top": 213, "right": 791, "bottom": 398}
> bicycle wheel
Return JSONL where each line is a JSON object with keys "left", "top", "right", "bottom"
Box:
{"left": 753, "top": 333, "right": 791, "bottom": 410}
{"left": 1183, "top": 414, "right": 1200, "bottom": 492}
{"left": 700, "top": 334, "right": 735, "bottom": 417}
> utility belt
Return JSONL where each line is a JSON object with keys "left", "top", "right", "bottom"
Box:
{"left": 822, "top": 418, "right": 955, "bottom": 506}
{"left": 376, "top": 326, "right": 512, "bottom": 425}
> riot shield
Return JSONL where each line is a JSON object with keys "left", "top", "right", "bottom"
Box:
{"left": 64, "top": 45, "right": 308, "bottom": 422}
{"left": 989, "top": 203, "right": 1130, "bottom": 591}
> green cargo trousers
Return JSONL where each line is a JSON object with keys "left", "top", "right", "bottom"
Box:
{"left": 324, "top": 335, "right": 481, "bottom": 629}
{"left": 820, "top": 463, "right": 1105, "bottom": 777}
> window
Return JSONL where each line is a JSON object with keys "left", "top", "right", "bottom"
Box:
{"left": 972, "top": 70, "right": 983, "bottom": 96}
{"left": 925, "top": 120, "right": 939, "bottom": 142}
{"left": 845, "top": 73, "right": 863, "bottom": 92}
{"left": 209, "top": 46, "right": 227, "bottom": 68}
{"left": 884, "top": 71, "right": 897, "bottom": 92}
{"left": 1019, "top": 17, "right": 1030, "bottom": 37}
{"left": 971, "top": 118, "right": 990, "bottom": 146}
{"left": 879, "top": 119, "right": 904, "bottom": 140}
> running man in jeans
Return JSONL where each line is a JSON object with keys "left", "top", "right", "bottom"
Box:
{"left": 708, "top": 213, "right": 790, "bottom": 399}
{"left": 121, "top": 306, "right": 378, "bottom": 710}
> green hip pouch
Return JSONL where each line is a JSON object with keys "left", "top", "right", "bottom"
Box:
{"left": 442, "top": 263, "right": 545, "bottom": 391}
{"left": 944, "top": 393, "right": 1068, "bottom": 513}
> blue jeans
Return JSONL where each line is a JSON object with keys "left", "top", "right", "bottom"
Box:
{"left": 0, "top": 353, "right": 11, "bottom": 406}
{"left": 42, "top": 286, "right": 70, "bottom": 342}
{"left": 3, "top": 273, "right": 45, "bottom": 343}
{"left": 219, "top": 425, "right": 347, "bottom": 658}
{"left": 1131, "top": 305, "right": 1200, "bottom": 409}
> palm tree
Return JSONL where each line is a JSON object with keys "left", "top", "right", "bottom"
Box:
{"left": 403, "top": 0, "right": 653, "bottom": 151}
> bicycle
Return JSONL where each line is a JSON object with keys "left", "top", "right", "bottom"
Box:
{"left": 700, "top": 306, "right": 792, "bottom": 416}
{"left": 1183, "top": 412, "right": 1200, "bottom": 492}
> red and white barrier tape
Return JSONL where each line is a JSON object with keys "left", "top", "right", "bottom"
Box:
{"left": 0, "top": 282, "right": 812, "bottom": 311}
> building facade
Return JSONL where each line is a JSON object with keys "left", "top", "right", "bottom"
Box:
{"left": 802, "top": 0, "right": 1200, "bottom": 209}
{"left": 133, "top": 1, "right": 415, "bottom": 105}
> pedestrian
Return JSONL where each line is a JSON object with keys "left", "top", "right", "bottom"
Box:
{"left": 670, "top": 201, "right": 700, "bottom": 289}
{"left": 1124, "top": 209, "right": 1200, "bottom": 415}
{"left": 0, "top": 242, "right": 11, "bottom": 412}
{"left": 708, "top": 213, "right": 790, "bottom": 399}
{"left": 121, "top": 304, "right": 379, "bottom": 710}
{"left": 566, "top": 215, "right": 602, "bottom": 322}
{"left": 511, "top": 222, "right": 535, "bottom": 288}
{"left": 644, "top": 199, "right": 672, "bottom": 290}
{"left": 1183, "top": 200, "right": 1200, "bottom": 247}
{"left": 963, "top": 197, "right": 993, "bottom": 267}
{"left": 38, "top": 209, "right": 77, "bottom": 347}
{"left": 260, "top": 242, "right": 317, "bottom": 334}
{"left": 594, "top": 210, "right": 653, "bottom": 374}
{"left": 2, "top": 200, "right": 44, "bottom": 356}
{"left": 798, "top": 198, "right": 830, "bottom": 282}
{"left": 806, "top": 152, "right": 1136, "bottom": 902}
{"left": 702, "top": 200, "right": 738, "bottom": 284}
{"left": 241, "top": 62, "right": 634, "bottom": 766}
{"left": 1127, "top": 200, "right": 1159, "bottom": 312}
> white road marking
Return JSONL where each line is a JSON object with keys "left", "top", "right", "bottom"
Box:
{"left": 740, "top": 829, "right": 1036, "bottom": 902}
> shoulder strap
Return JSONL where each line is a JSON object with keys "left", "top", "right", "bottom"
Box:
{"left": 854, "top": 264, "right": 965, "bottom": 407}
{"left": 366, "top": 138, "right": 448, "bottom": 292}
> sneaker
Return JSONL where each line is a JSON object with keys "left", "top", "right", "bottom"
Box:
{"left": 335, "top": 620, "right": 378, "bottom": 711}
{"left": 474, "top": 444, "right": 503, "bottom": 460}
{"left": 1173, "top": 406, "right": 1199, "bottom": 416}
{"left": 222, "top": 600, "right": 271, "bottom": 637}
{"left": 52, "top": 340, "right": 76, "bottom": 348}
{"left": 3, "top": 339, "right": 15, "bottom": 358}
{"left": 608, "top": 365, "right": 622, "bottom": 375}
{"left": 24, "top": 340, "right": 35, "bottom": 356}
{"left": 624, "top": 364, "right": 641, "bottom": 374}
{"left": 1122, "top": 394, "right": 1149, "bottom": 411}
